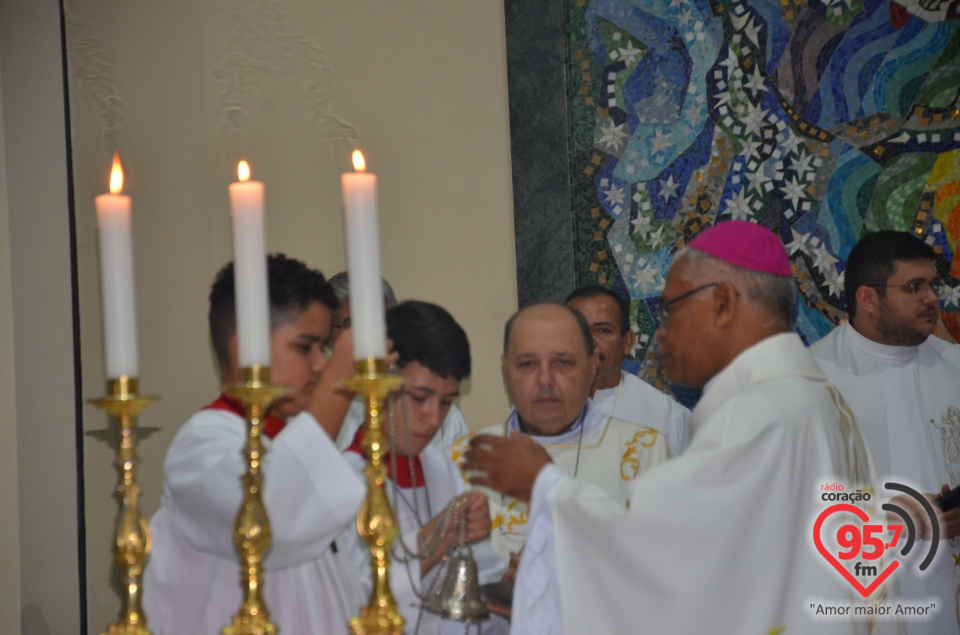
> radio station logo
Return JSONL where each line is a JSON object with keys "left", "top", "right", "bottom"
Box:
{"left": 813, "top": 481, "right": 940, "bottom": 598}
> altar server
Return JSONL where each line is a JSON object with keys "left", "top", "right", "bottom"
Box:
{"left": 465, "top": 221, "right": 876, "bottom": 634}
{"left": 144, "top": 255, "right": 364, "bottom": 634}
{"left": 346, "top": 300, "right": 506, "bottom": 634}
{"left": 329, "top": 272, "right": 469, "bottom": 451}
{"left": 810, "top": 230, "right": 960, "bottom": 635}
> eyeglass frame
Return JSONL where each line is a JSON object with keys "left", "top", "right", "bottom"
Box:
{"left": 863, "top": 279, "right": 943, "bottom": 298}
{"left": 655, "top": 282, "right": 721, "bottom": 326}
{"left": 330, "top": 315, "right": 352, "bottom": 333}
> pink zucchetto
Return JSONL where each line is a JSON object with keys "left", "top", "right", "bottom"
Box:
{"left": 688, "top": 220, "right": 792, "bottom": 277}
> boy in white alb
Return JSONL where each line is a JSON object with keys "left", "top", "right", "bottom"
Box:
{"left": 328, "top": 271, "right": 470, "bottom": 452}
{"left": 144, "top": 255, "right": 366, "bottom": 634}
{"left": 345, "top": 300, "right": 506, "bottom": 634}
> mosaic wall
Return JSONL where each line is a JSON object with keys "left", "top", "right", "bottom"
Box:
{"left": 565, "top": 0, "right": 960, "bottom": 395}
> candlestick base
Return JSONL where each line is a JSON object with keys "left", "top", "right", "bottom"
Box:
{"left": 100, "top": 623, "right": 151, "bottom": 635}
{"left": 346, "top": 359, "right": 405, "bottom": 635}
{"left": 90, "top": 376, "right": 157, "bottom": 635}
{"left": 222, "top": 614, "right": 278, "bottom": 635}
{"left": 222, "top": 365, "right": 287, "bottom": 635}
{"left": 349, "top": 608, "right": 404, "bottom": 635}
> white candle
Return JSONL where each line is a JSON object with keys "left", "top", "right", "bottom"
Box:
{"left": 229, "top": 161, "right": 271, "bottom": 368}
{"left": 341, "top": 150, "right": 387, "bottom": 360}
{"left": 95, "top": 153, "right": 139, "bottom": 379}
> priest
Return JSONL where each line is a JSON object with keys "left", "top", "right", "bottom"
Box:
{"left": 810, "top": 230, "right": 960, "bottom": 635}
{"left": 451, "top": 302, "right": 670, "bottom": 577}
{"left": 465, "top": 221, "right": 877, "bottom": 634}
{"left": 565, "top": 285, "right": 691, "bottom": 454}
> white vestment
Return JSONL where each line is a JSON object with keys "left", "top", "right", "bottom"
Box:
{"left": 144, "top": 407, "right": 365, "bottom": 635}
{"left": 345, "top": 447, "right": 507, "bottom": 635}
{"left": 592, "top": 370, "right": 692, "bottom": 454}
{"left": 513, "top": 333, "right": 876, "bottom": 635}
{"left": 450, "top": 400, "right": 671, "bottom": 562}
{"left": 337, "top": 398, "right": 469, "bottom": 452}
{"left": 811, "top": 322, "right": 960, "bottom": 634}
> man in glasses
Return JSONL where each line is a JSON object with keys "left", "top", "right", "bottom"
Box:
{"left": 465, "top": 220, "right": 874, "bottom": 634}
{"left": 810, "top": 230, "right": 960, "bottom": 635}
{"left": 326, "top": 270, "right": 399, "bottom": 342}
{"left": 565, "top": 286, "right": 691, "bottom": 454}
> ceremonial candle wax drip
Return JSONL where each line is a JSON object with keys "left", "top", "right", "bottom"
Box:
{"left": 341, "top": 150, "right": 387, "bottom": 360}
{"left": 95, "top": 153, "right": 139, "bottom": 379}
{"left": 229, "top": 160, "right": 271, "bottom": 368}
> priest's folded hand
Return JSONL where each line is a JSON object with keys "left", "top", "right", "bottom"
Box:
{"left": 463, "top": 434, "right": 552, "bottom": 502}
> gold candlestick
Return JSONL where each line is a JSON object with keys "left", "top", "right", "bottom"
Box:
{"left": 222, "top": 365, "right": 288, "bottom": 635}
{"left": 347, "top": 358, "right": 405, "bottom": 635}
{"left": 91, "top": 376, "right": 155, "bottom": 635}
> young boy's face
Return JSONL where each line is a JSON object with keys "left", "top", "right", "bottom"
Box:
{"left": 268, "top": 301, "right": 332, "bottom": 418}
{"left": 389, "top": 361, "right": 461, "bottom": 457}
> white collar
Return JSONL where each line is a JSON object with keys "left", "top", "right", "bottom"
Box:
{"left": 692, "top": 332, "right": 823, "bottom": 432}
{"left": 506, "top": 399, "right": 604, "bottom": 444}
{"left": 848, "top": 323, "right": 918, "bottom": 365}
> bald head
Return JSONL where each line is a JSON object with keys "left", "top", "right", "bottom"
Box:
{"left": 503, "top": 304, "right": 594, "bottom": 357}
{"left": 501, "top": 304, "right": 599, "bottom": 436}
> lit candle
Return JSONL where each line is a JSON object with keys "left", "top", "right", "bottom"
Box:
{"left": 229, "top": 160, "right": 271, "bottom": 368}
{"left": 95, "top": 153, "right": 139, "bottom": 379}
{"left": 341, "top": 150, "right": 387, "bottom": 360}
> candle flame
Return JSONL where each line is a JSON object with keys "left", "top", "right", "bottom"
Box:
{"left": 238, "top": 160, "right": 251, "bottom": 182}
{"left": 109, "top": 153, "right": 124, "bottom": 194}
{"left": 351, "top": 150, "right": 367, "bottom": 172}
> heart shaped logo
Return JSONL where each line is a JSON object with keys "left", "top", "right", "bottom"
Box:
{"left": 813, "top": 503, "right": 899, "bottom": 598}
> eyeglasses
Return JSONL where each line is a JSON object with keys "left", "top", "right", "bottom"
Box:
{"left": 330, "top": 316, "right": 352, "bottom": 332}
{"left": 866, "top": 279, "right": 943, "bottom": 298}
{"left": 656, "top": 283, "right": 720, "bottom": 325}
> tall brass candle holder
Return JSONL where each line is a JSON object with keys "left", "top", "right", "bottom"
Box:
{"left": 222, "top": 365, "right": 288, "bottom": 635}
{"left": 91, "top": 376, "right": 155, "bottom": 635}
{"left": 346, "top": 358, "right": 406, "bottom": 635}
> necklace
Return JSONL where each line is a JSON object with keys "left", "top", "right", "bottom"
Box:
{"left": 390, "top": 477, "right": 433, "bottom": 522}
{"left": 498, "top": 412, "right": 587, "bottom": 545}
{"left": 386, "top": 393, "right": 465, "bottom": 582}
{"left": 512, "top": 410, "right": 587, "bottom": 476}
{"left": 386, "top": 392, "right": 484, "bottom": 634}
{"left": 605, "top": 381, "right": 622, "bottom": 423}
{"left": 572, "top": 414, "right": 586, "bottom": 477}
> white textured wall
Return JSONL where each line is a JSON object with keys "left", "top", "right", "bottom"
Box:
{"left": 0, "top": 24, "right": 22, "bottom": 635}
{"left": 64, "top": 0, "right": 516, "bottom": 630}
{"left": 1, "top": 1, "right": 81, "bottom": 633}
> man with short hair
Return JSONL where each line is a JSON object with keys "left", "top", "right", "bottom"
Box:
{"left": 326, "top": 270, "right": 399, "bottom": 339}
{"left": 145, "top": 255, "right": 365, "bottom": 635}
{"left": 451, "top": 303, "right": 669, "bottom": 567}
{"left": 565, "top": 285, "right": 691, "bottom": 453}
{"left": 466, "top": 221, "right": 874, "bottom": 634}
{"left": 810, "top": 230, "right": 960, "bottom": 635}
